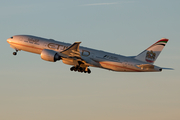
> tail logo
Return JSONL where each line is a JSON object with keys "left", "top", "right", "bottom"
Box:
{"left": 146, "top": 50, "right": 156, "bottom": 63}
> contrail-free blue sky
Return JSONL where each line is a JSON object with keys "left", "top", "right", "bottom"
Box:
{"left": 1, "top": 0, "right": 180, "bottom": 120}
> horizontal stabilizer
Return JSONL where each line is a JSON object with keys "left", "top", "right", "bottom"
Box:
{"left": 136, "top": 64, "right": 154, "bottom": 69}
{"left": 162, "top": 68, "right": 174, "bottom": 70}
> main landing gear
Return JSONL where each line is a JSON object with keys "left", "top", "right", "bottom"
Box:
{"left": 70, "top": 66, "right": 91, "bottom": 74}
{"left": 13, "top": 50, "right": 18, "bottom": 55}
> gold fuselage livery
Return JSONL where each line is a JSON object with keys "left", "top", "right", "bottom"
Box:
{"left": 7, "top": 35, "right": 170, "bottom": 74}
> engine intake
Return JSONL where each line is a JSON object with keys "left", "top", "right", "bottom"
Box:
{"left": 41, "top": 49, "right": 61, "bottom": 62}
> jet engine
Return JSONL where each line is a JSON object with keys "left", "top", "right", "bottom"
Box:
{"left": 41, "top": 49, "right": 61, "bottom": 62}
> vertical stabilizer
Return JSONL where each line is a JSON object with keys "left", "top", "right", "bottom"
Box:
{"left": 134, "top": 38, "right": 169, "bottom": 64}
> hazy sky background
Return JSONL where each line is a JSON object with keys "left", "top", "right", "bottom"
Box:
{"left": 0, "top": 0, "right": 180, "bottom": 120}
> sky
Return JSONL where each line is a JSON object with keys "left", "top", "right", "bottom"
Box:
{"left": 0, "top": 0, "right": 180, "bottom": 120}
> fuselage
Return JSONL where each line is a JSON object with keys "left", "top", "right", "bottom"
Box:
{"left": 7, "top": 35, "right": 162, "bottom": 72}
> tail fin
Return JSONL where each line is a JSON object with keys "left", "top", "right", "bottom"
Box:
{"left": 134, "top": 38, "right": 169, "bottom": 64}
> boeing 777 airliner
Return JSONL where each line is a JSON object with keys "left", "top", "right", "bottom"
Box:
{"left": 7, "top": 35, "right": 171, "bottom": 74}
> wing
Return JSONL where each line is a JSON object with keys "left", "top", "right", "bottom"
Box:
{"left": 60, "top": 42, "right": 81, "bottom": 58}
{"left": 59, "top": 42, "right": 90, "bottom": 67}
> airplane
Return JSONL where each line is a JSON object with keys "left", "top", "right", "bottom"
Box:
{"left": 7, "top": 35, "right": 170, "bottom": 74}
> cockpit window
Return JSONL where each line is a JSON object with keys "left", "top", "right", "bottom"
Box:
{"left": 11, "top": 37, "right": 13, "bottom": 39}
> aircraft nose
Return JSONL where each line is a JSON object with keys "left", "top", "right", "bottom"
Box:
{"left": 7, "top": 38, "right": 11, "bottom": 43}
{"left": 7, "top": 37, "right": 13, "bottom": 43}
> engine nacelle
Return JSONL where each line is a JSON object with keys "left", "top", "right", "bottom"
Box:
{"left": 62, "top": 58, "right": 74, "bottom": 65}
{"left": 41, "top": 49, "right": 61, "bottom": 62}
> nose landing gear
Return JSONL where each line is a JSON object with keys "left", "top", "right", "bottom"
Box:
{"left": 70, "top": 66, "right": 91, "bottom": 74}
{"left": 13, "top": 50, "right": 18, "bottom": 55}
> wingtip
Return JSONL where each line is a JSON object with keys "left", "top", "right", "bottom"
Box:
{"left": 75, "top": 41, "right": 81, "bottom": 44}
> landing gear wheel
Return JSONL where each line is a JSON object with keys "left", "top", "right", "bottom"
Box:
{"left": 74, "top": 68, "right": 77, "bottom": 72}
{"left": 87, "top": 68, "right": 91, "bottom": 74}
{"left": 13, "top": 49, "right": 18, "bottom": 56}
{"left": 79, "top": 67, "right": 83, "bottom": 72}
{"left": 13, "top": 52, "right": 17, "bottom": 55}
{"left": 70, "top": 66, "right": 91, "bottom": 74}
{"left": 70, "top": 67, "right": 75, "bottom": 71}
